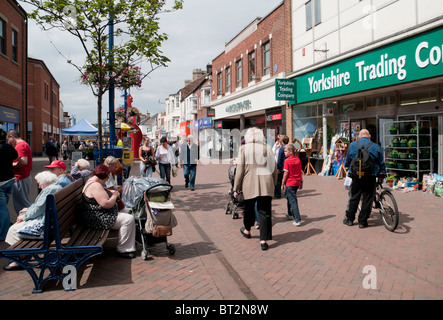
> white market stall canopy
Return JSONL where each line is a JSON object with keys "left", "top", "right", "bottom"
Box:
{"left": 61, "top": 119, "right": 98, "bottom": 136}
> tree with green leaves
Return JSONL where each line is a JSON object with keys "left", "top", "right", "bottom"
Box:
{"left": 22, "top": 0, "right": 184, "bottom": 160}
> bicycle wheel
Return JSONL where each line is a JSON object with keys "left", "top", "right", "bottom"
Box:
{"left": 379, "top": 190, "right": 399, "bottom": 231}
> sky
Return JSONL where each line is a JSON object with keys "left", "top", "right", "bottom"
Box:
{"left": 21, "top": 0, "right": 284, "bottom": 125}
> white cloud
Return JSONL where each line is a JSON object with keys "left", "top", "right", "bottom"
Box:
{"left": 23, "top": 0, "right": 283, "bottom": 123}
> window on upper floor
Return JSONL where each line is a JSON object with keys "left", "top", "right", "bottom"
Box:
{"left": 226, "top": 66, "right": 231, "bottom": 93}
{"left": 12, "top": 29, "right": 17, "bottom": 62}
{"left": 306, "top": 0, "right": 321, "bottom": 30}
{"left": 248, "top": 51, "right": 255, "bottom": 82}
{"left": 217, "top": 72, "right": 222, "bottom": 95}
{"left": 44, "top": 81, "right": 49, "bottom": 101}
{"left": 0, "top": 18, "right": 6, "bottom": 55}
{"left": 236, "top": 59, "right": 242, "bottom": 88}
{"left": 263, "top": 42, "right": 271, "bottom": 76}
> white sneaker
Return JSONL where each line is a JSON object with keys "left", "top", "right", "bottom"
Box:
{"left": 285, "top": 213, "right": 294, "bottom": 220}
{"left": 293, "top": 221, "right": 301, "bottom": 226}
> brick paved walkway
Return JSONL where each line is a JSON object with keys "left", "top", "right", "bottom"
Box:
{"left": 1, "top": 157, "right": 442, "bottom": 301}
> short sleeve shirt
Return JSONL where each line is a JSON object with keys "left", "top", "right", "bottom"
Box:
{"left": 283, "top": 155, "right": 302, "bottom": 187}
{"left": 13, "top": 141, "right": 33, "bottom": 180}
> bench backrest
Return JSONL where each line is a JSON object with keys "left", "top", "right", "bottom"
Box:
{"left": 54, "top": 178, "right": 86, "bottom": 239}
{"left": 43, "top": 178, "right": 86, "bottom": 248}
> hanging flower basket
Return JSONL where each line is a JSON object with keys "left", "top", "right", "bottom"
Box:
{"left": 115, "top": 106, "right": 140, "bottom": 121}
{"left": 81, "top": 65, "right": 143, "bottom": 89}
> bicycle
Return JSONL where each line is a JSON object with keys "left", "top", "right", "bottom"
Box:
{"left": 357, "top": 176, "right": 399, "bottom": 231}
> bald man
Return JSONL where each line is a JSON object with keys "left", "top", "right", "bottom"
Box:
{"left": 343, "top": 129, "right": 386, "bottom": 228}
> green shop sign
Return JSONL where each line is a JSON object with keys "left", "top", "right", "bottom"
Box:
{"left": 296, "top": 26, "right": 443, "bottom": 104}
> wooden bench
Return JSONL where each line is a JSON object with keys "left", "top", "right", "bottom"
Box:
{"left": 0, "top": 177, "right": 110, "bottom": 293}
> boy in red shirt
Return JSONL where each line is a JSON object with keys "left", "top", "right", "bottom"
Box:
{"left": 281, "top": 144, "right": 303, "bottom": 226}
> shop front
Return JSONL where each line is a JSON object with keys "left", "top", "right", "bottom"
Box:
{"left": 213, "top": 82, "right": 286, "bottom": 154}
{"left": 291, "top": 25, "right": 443, "bottom": 176}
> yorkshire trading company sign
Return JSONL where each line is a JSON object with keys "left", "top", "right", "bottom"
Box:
{"left": 296, "top": 26, "right": 443, "bottom": 104}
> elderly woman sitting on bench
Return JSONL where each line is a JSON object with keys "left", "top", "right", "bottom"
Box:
{"left": 4, "top": 171, "right": 62, "bottom": 271}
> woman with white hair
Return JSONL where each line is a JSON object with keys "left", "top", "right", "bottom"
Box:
{"left": 3, "top": 171, "right": 62, "bottom": 270}
{"left": 70, "top": 158, "right": 92, "bottom": 180}
{"left": 233, "top": 127, "right": 277, "bottom": 250}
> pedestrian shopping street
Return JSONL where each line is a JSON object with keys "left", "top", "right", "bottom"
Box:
{"left": 0, "top": 157, "right": 442, "bottom": 301}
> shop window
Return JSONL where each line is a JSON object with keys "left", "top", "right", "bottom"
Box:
{"left": 248, "top": 51, "right": 255, "bottom": 82}
{"left": 340, "top": 99, "right": 363, "bottom": 113}
{"left": 366, "top": 93, "right": 395, "bottom": 109}
{"left": 263, "top": 42, "right": 271, "bottom": 76}
{"left": 12, "top": 29, "right": 17, "bottom": 62}
{"left": 236, "top": 59, "right": 242, "bottom": 88}
{"left": 293, "top": 103, "right": 321, "bottom": 119}
{"left": 225, "top": 66, "right": 231, "bottom": 93}
{"left": 0, "top": 18, "right": 6, "bottom": 55}
{"left": 440, "top": 84, "right": 443, "bottom": 101}
{"left": 400, "top": 86, "right": 437, "bottom": 105}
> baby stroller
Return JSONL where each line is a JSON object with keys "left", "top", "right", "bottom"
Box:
{"left": 225, "top": 164, "right": 244, "bottom": 219}
{"left": 122, "top": 177, "right": 177, "bottom": 260}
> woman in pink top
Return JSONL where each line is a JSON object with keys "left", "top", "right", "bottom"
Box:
{"left": 281, "top": 144, "right": 303, "bottom": 226}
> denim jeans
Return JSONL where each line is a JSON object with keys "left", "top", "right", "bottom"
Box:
{"left": 183, "top": 164, "right": 197, "bottom": 189}
{"left": 159, "top": 163, "right": 171, "bottom": 183}
{"left": 140, "top": 162, "right": 153, "bottom": 178}
{"left": 12, "top": 176, "right": 31, "bottom": 215}
{"left": 0, "top": 179, "right": 14, "bottom": 240}
{"left": 285, "top": 186, "right": 301, "bottom": 223}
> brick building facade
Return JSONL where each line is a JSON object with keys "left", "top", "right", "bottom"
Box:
{"left": 210, "top": 1, "right": 292, "bottom": 150}
{"left": 27, "top": 57, "right": 60, "bottom": 156}
{"left": 0, "top": 0, "right": 27, "bottom": 139}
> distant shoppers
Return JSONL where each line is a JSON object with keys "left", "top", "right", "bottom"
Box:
{"left": 0, "top": 129, "right": 19, "bottom": 241}
{"left": 45, "top": 160, "right": 73, "bottom": 188}
{"left": 67, "top": 141, "right": 75, "bottom": 160}
{"left": 61, "top": 140, "right": 68, "bottom": 160}
{"left": 207, "top": 138, "right": 214, "bottom": 158}
{"left": 180, "top": 135, "right": 199, "bottom": 191}
{"left": 155, "top": 137, "right": 176, "bottom": 184}
{"left": 233, "top": 127, "right": 277, "bottom": 251}
{"left": 281, "top": 144, "right": 303, "bottom": 226}
{"left": 70, "top": 159, "right": 92, "bottom": 180}
{"left": 45, "top": 137, "right": 58, "bottom": 164}
{"left": 7, "top": 130, "right": 32, "bottom": 215}
{"left": 139, "top": 137, "right": 155, "bottom": 177}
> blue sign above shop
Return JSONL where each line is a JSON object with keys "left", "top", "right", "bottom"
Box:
{"left": 0, "top": 106, "right": 20, "bottom": 123}
{"left": 196, "top": 117, "right": 213, "bottom": 130}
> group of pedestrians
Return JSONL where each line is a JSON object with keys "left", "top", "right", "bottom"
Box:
{"left": 233, "top": 127, "right": 386, "bottom": 251}
{"left": 138, "top": 136, "right": 199, "bottom": 191}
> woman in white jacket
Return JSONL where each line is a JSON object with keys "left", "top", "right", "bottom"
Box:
{"left": 155, "top": 137, "right": 176, "bottom": 184}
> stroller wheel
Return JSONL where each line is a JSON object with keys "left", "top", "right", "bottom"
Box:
{"left": 142, "top": 249, "right": 149, "bottom": 260}
{"left": 225, "top": 203, "right": 231, "bottom": 215}
{"left": 232, "top": 208, "right": 239, "bottom": 219}
{"left": 167, "top": 244, "right": 175, "bottom": 255}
